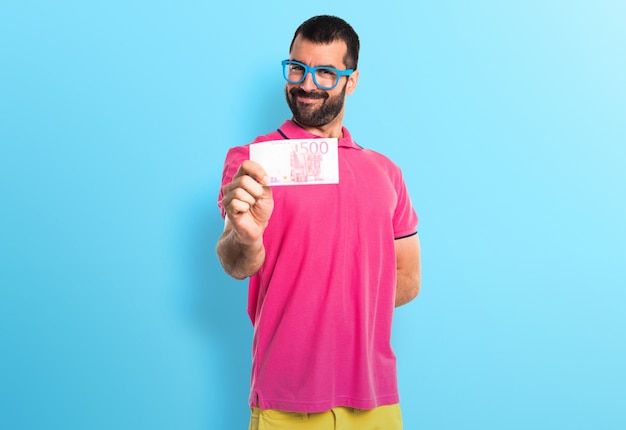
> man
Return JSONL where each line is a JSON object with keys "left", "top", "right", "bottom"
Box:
{"left": 217, "top": 15, "right": 421, "bottom": 430}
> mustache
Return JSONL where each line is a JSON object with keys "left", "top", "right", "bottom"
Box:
{"left": 289, "top": 88, "right": 329, "bottom": 100}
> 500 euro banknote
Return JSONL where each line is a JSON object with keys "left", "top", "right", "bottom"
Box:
{"left": 249, "top": 138, "right": 339, "bottom": 186}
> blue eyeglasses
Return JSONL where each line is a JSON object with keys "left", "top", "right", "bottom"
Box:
{"left": 282, "top": 60, "right": 354, "bottom": 90}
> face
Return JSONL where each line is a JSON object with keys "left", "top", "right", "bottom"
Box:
{"left": 285, "top": 35, "right": 358, "bottom": 129}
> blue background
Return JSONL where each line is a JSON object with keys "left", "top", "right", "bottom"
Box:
{"left": 1, "top": 1, "right": 625, "bottom": 429}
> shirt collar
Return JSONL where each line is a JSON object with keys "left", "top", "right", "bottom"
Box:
{"left": 279, "top": 120, "right": 361, "bottom": 149}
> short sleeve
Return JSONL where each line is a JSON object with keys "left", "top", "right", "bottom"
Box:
{"left": 392, "top": 167, "right": 418, "bottom": 239}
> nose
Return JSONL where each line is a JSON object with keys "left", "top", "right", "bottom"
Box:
{"left": 300, "top": 70, "right": 318, "bottom": 92}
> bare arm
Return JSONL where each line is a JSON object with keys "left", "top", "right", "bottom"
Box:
{"left": 216, "top": 160, "right": 274, "bottom": 280}
{"left": 395, "top": 234, "right": 421, "bottom": 307}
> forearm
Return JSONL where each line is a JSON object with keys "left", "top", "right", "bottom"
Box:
{"left": 216, "top": 229, "right": 266, "bottom": 280}
{"left": 394, "top": 234, "right": 421, "bottom": 307}
{"left": 395, "top": 271, "right": 420, "bottom": 307}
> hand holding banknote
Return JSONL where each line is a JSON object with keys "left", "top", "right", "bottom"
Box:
{"left": 220, "top": 160, "right": 274, "bottom": 246}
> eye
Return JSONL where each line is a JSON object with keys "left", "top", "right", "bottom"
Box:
{"left": 290, "top": 64, "right": 305, "bottom": 72}
{"left": 318, "top": 68, "right": 337, "bottom": 77}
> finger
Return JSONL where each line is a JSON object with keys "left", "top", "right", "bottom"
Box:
{"left": 233, "top": 160, "right": 270, "bottom": 185}
{"left": 224, "top": 186, "right": 257, "bottom": 209}
{"left": 223, "top": 174, "right": 266, "bottom": 201}
{"left": 227, "top": 198, "right": 252, "bottom": 215}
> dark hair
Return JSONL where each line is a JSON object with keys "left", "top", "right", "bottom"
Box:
{"left": 289, "top": 15, "right": 360, "bottom": 70}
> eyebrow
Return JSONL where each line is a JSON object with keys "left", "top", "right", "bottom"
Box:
{"left": 290, "top": 58, "right": 340, "bottom": 69}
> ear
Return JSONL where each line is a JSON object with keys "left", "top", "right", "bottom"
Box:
{"left": 346, "top": 70, "right": 359, "bottom": 95}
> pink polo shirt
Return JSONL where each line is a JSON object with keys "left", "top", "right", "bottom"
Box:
{"left": 218, "top": 120, "right": 418, "bottom": 413}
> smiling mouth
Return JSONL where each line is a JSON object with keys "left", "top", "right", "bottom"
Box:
{"left": 297, "top": 95, "right": 322, "bottom": 104}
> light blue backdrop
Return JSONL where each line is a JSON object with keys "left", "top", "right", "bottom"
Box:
{"left": 1, "top": 1, "right": 624, "bottom": 429}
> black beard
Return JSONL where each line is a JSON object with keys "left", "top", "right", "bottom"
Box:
{"left": 285, "top": 83, "right": 347, "bottom": 128}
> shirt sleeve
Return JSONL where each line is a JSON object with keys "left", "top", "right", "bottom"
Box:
{"left": 392, "top": 166, "right": 419, "bottom": 239}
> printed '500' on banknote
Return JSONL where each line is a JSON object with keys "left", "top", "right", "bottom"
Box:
{"left": 249, "top": 138, "right": 339, "bottom": 186}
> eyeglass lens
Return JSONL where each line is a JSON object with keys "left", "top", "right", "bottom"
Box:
{"left": 284, "top": 63, "right": 339, "bottom": 89}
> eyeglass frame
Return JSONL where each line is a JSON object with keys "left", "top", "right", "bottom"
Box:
{"left": 281, "top": 59, "right": 354, "bottom": 90}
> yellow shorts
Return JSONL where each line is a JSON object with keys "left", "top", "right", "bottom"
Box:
{"left": 248, "top": 404, "right": 403, "bottom": 430}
